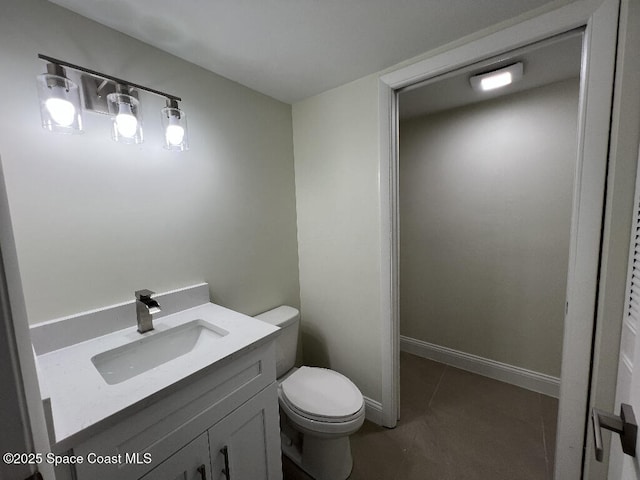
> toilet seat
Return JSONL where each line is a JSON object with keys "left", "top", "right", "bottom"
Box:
{"left": 281, "top": 367, "right": 364, "bottom": 423}
{"left": 279, "top": 392, "right": 366, "bottom": 438}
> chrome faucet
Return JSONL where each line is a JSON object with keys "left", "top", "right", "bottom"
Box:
{"left": 135, "top": 289, "right": 161, "bottom": 333}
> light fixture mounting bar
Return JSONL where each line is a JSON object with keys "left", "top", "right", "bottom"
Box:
{"left": 38, "top": 54, "right": 181, "bottom": 102}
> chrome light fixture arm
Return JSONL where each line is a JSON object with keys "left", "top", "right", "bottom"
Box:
{"left": 38, "top": 54, "right": 181, "bottom": 102}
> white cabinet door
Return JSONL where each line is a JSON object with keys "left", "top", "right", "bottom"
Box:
{"left": 208, "top": 383, "right": 282, "bottom": 480}
{"left": 140, "top": 433, "right": 211, "bottom": 480}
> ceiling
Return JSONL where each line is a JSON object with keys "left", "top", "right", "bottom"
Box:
{"left": 48, "top": 0, "right": 560, "bottom": 104}
{"left": 399, "top": 30, "right": 583, "bottom": 119}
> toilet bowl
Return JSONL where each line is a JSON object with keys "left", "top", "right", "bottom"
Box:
{"left": 255, "top": 306, "right": 365, "bottom": 480}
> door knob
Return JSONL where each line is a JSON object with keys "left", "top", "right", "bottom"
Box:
{"left": 591, "top": 403, "right": 638, "bottom": 461}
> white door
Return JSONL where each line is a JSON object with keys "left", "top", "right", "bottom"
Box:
{"left": 607, "top": 145, "right": 640, "bottom": 480}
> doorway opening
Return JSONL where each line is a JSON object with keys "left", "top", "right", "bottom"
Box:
{"left": 378, "top": 1, "right": 620, "bottom": 477}
{"left": 396, "top": 30, "right": 582, "bottom": 478}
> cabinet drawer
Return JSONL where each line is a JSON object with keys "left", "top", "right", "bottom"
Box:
{"left": 74, "top": 342, "right": 275, "bottom": 480}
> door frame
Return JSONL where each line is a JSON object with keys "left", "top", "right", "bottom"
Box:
{"left": 604, "top": 1, "right": 640, "bottom": 476}
{"left": 0, "top": 158, "right": 54, "bottom": 479}
{"left": 377, "top": 0, "right": 620, "bottom": 477}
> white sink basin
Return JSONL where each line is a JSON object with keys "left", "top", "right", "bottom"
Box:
{"left": 91, "top": 319, "right": 228, "bottom": 385}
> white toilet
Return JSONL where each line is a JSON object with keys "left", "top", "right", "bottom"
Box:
{"left": 255, "top": 306, "right": 365, "bottom": 480}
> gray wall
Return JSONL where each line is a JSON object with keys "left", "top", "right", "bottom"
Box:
{"left": 0, "top": 0, "right": 300, "bottom": 324}
{"left": 399, "top": 78, "right": 579, "bottom": 377}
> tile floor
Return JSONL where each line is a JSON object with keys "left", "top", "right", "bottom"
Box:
{"left": 283, "top": 351, "right": 558, "bottom": 480}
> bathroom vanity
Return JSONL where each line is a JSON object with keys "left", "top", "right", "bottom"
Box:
{"left": 31, "top": 284, "right": 283, "bottom": 480}
{"left": 72, "top": 342, "right": 279, "bottom": 480}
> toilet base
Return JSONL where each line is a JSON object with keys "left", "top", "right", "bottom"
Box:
{"left": 281, "top": 417, "right": 354, "bottom": 480}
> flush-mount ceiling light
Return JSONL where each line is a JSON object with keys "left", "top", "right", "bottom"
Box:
{"left": 470, "top": 62, "right": 524, "bottom": 92}
{"left": 36, "top": 63, "right": 83, "bottom": 134}
{"left": 161, "top": 99, "right": 189, "bottom": 151}
{"left": 36, "top": 54, "right": 189, "bottom": 151}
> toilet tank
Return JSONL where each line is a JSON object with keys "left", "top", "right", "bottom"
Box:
{"left": 255, "top": 305, "right": 299, "bottom": 379}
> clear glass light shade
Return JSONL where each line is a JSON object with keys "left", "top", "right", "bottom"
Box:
{"left": 160, "top": 107, "right": 188, "bottom": 151}
{"left": 37, "top": 73, "right": 83, "bottom": 134}
{"left": 107, "top": 93, "right": 143, "bottom": 144}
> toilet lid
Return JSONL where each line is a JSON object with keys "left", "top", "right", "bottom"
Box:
{"left": 281, "top": 366, "right": 363, "bottom": 420}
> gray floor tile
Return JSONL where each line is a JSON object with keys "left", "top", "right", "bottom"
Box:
{"left": 349, "top": 420, "right": 408, "bottom": 480}
{"left": 430, "top": 365, "right": 543, "bottom": 427}
{"left": 395, "top": 450, "right": 453, "bottom": 480}
{"left": 412, "top": 406, "right": 545, "bottom": 470}
{"left": 400, "top": 351, "right": 446, "bottom": 415}
{"left": 540, "top": 394, "right": 559, "bottom": 479}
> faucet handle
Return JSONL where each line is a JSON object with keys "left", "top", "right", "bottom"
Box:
{"left": 135, "top": 289, "right": 155, "bottom": 300}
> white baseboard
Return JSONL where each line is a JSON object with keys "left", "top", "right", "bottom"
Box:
{"left": 363, "top": 396, "right": 384, "bottom": 425}
{"left": 400, "top": 335, "right": 560, "bottom": 398}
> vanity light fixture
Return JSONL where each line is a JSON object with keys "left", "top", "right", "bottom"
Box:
{"left": 36, "top": 54, "right": 188, "bottom": 151}
{"left": 36, "top": 63, "right": 83, "bottom": 134}
{"left": 470, "top": 62, "right": 523, "bottom": 92}
{"left": 161, "top": 99, "right": 189, "bottom": 151}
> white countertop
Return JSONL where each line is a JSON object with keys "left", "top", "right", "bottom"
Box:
{"left": 36, "top": 302, "right": 278, "bottom": 449}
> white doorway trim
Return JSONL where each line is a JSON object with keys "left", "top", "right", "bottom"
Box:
{"left": 378, "top": 0, "right": 620, "bottom": 478}
{"left": 0, "top": 158, "right": 54, "bottom": 479}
